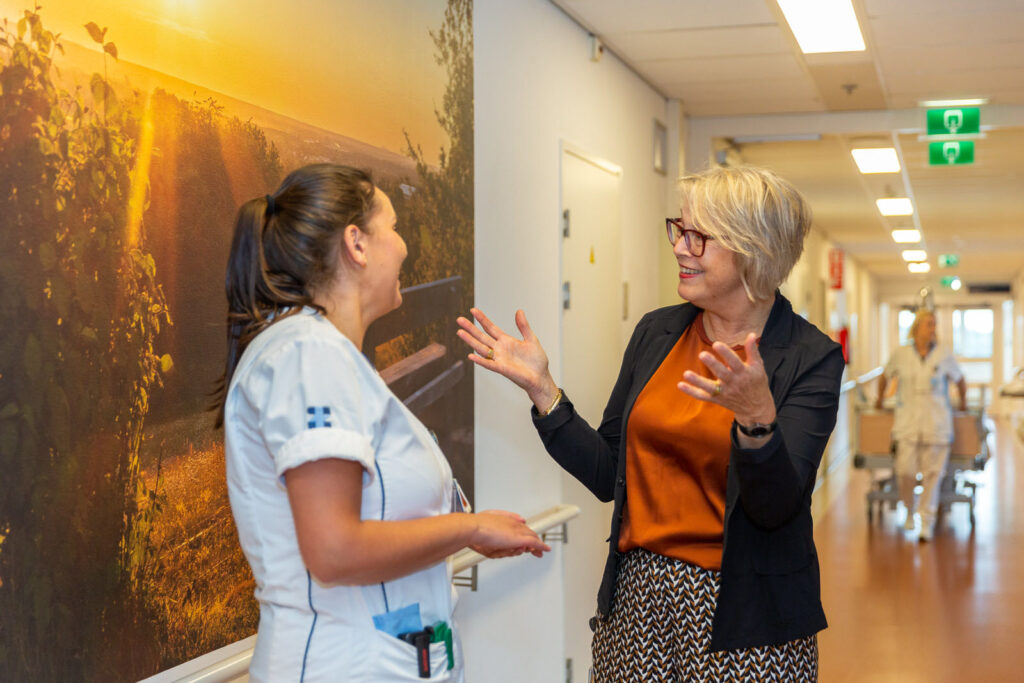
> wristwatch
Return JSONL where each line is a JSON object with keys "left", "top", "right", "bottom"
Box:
{"left": 736, "top": 420, "right": 777, "bottom": 438}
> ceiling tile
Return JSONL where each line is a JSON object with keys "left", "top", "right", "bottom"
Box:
{"left": 604, "top": 25, "right": 791, "bottom": 62}
{"left": 556, "top": 0, "right": 776, "bottom": 34}
{"left": 638, "top": 53, "right": 807, "bottom": 84}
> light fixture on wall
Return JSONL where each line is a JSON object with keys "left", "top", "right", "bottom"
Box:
{"left": 776, "top": 0, "right": 866, "bottom": 54}
{"left": 901, "top": 249, "right": 927, "bottom": 262}
{"left": 877, "top": 198, "right": 914, "bottom": 216}
{"left": 653, "top": 119, "right": 667, "bottom": 174}
{"left": 908, "top": 262, "right": 931, "bottom": 273}
{"left": 918, "top": 98, "right": 988, "bottom": 107}
{"left": 891, "top": 229, "right": 921, "bottom": 243}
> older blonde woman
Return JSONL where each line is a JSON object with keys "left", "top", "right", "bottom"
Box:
{"left": 876, "top": 309, "right": 966, "bottom": 541}
{"left": 458, "top": 166, "right": 844, "bottom": 680}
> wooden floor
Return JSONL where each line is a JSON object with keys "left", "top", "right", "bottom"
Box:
{"left": 814, "top": 417, "right": 1023, "bottom": 682}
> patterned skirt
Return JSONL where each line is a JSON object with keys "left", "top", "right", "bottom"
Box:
{"left": 591, "top": 548, "right": 818, "bottom": 682}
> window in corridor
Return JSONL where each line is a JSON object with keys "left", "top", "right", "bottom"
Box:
{"left": 953, "top": 308, "right": 994, "bottom": 359}
{"left": 898, "top": 308, "right": 916, "bottom": 344}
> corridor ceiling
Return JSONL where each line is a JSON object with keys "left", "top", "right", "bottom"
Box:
{"left": 552, "top": 0, "right": 1024, "bottom": 290}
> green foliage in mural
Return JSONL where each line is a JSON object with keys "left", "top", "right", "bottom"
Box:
{"left": 403, "top": 0, "right": 473, "bottom": 303}
{"left": 0, "top": 10, "right": 171, "bottom": 679}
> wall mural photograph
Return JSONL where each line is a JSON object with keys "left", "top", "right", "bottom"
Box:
{"left": 0, "top": 0, "right": 473, "bottom": 679}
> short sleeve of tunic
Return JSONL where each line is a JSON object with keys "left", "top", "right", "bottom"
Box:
{"left": 242, "top": 334, "right": 379, "bottom": 485}
{"left": 883, "top": 347, "right": 902, "bottom": 379}
{"left": 939, "top": 349, "right": 964, "bottom": 383}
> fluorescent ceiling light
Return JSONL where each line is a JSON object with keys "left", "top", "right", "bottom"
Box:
{"left": 852, "top": 148, "right": 900, "bottom": 173}
{"left": 908, "top": 262, "right": 931, "bottom": 273}
{"left": 918, "top": 98, "right": 988, "bottom": 107}
{"left": 902, "top": 250, "right": 927, "bottom": 262}
{"left": 877, "top": 198, "right": 914, "bottom": 216}
{"left": 891, "top": 229, "right": 921, "bottom": 243}
{"left": 777, "top": 0, "right": 866, "bottom": 53}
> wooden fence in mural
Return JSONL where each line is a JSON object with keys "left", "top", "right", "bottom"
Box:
{"left": 363, "top": 275, "right": 466, "bottom": 415}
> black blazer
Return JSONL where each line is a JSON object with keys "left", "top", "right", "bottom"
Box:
{"left": 532, "top": 292, "right": 844, "bottom": 651}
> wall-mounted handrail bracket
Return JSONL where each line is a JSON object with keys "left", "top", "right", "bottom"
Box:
{"left": 542, "top": 522, "right": 568, "bottom": 544}
{"left": 452, "top": 564, "right": 478, "bottom": 591}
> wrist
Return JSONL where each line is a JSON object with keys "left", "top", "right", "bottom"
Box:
{"left": 528, "top": 376, "right": 559, "bottom": 411}
{"left": 734, "top": 411, "right": 776, "bottom": 428}
{"left": 451, "top": 512, "right": 477, "bottom": 547}
{"left": 536, "top": 388, "right": 563, "bottom": 416}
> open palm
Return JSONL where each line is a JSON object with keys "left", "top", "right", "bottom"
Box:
{"left": 456, "top": 308, "right": 557, "bottom": 405}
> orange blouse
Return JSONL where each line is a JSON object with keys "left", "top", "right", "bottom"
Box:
{"left": 617, "top": 313, "right": 748, "bottom": 570}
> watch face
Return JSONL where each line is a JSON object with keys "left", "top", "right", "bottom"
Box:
{"left": 738, "top": 421, "right": 775, "bottom": 437}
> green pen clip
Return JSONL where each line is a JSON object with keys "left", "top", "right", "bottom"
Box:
{"left": 429, "top": 621, "right": 454, "bottom": 671}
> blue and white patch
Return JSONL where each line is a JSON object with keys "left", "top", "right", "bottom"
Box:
{"left": 306, "top": 406, "right": 332, "bottom": 429}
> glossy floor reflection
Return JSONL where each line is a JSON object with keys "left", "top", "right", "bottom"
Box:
{"left": 815, "top": 417, "right": 1023, "bottom": 682}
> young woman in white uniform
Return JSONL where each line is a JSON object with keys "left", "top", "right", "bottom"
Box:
{"left": 213, "top": 164, "right": 549, "bottom": 681}
{"left": 876, "top": 309, "right": 966, "bottom": 541}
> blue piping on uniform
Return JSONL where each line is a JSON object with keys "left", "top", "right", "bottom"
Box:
{"left": 375, "top": 460, "right": 390, "bottom": 612}
{"left": 301, "top": 570, "right": 318, "bottom": 681}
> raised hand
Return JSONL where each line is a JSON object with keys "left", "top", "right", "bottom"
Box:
{"left": 456, "top": 308, "right": 559, "bottom": 409}
{"left": 469, "top": 509, "right": 551, "bottom": 559}
{"left": 677, "top": 333, "right": 777, "bottom": 427}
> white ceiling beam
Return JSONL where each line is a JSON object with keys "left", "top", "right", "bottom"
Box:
{"left": 684, "top": 103, "right": 1024, "bottom": 171}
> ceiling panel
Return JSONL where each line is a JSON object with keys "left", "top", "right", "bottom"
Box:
{"left": 556, "top": 0, "right": 775, "bottom": 33}
{"left": 876, "top": 43, "right": 1024, "bottom": 73}
{"left": 605, "top": 25, "right": 791, "bottom": 62}
{"left": 864, "top": 0, "right": 1024, "bottom": 18}
{"left": 868, "top": 11, "right": 1024, "bottom": 47}
{"left": 639, "top": 53, "right": 807, "bottom": 84}
{"left": 681, "top": 97, "right": 824, "bottom": 116}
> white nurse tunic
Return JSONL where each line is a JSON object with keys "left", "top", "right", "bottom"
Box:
{"left": 224, "top": 308, "right": 464, "bottom": 681}
{"left": 884, "top": 343, "right": 963, "bottom": 445}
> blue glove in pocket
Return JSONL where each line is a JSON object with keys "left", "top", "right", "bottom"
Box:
{"left": 372, "top": 602, "right": 423, "bottom": 637}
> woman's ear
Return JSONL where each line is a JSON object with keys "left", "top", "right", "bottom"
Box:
{"left": 341, "top": 224, "right": 368, "bottom": 268}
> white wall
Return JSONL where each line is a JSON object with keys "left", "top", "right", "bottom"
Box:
{"left": 464, "top": 1, "right": 668, "bottom": 681}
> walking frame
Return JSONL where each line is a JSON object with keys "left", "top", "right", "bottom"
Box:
{"left": 852, "top": 408, "right": 989, "bottom": 526}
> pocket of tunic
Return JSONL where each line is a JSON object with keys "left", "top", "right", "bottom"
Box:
{"left": 368, "top": 628, "right": 457, "bottom": 681}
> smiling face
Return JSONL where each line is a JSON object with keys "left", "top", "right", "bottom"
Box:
{"left": 673, "top": 210, "right": 746, "bottom": 312}
{"left": 362, "top": 188, "right": 407, "bottom": 320}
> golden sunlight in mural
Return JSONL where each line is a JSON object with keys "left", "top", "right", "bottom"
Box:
{"left": 0, "top": 0, "right": 447, "bottom": 162}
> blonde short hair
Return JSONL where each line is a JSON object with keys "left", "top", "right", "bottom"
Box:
{"left": 908, "top": 308, "right": 936, "bottom": 342}
{"left": 678, "top": 165, "right": 812, "bottom": 302}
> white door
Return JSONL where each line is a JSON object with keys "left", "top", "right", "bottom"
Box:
{"left": 559, "top": 146, "right": 622, "bottom": 682}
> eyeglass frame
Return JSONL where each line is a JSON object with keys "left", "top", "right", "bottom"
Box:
{"left": 665, "top": 218, "right": 714, "bottom": 257}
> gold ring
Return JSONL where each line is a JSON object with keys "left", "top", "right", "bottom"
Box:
{"left": 486, "top": 347, "right": 495, "bottom": 360}
{"left": 713, "top": 381, "right": 722, "bottom": 395}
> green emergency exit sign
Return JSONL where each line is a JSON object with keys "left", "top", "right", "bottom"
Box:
{"left": 938, "top": 253, "right": 959, "bottom": 268}
{"left": 927, "top": 107, "right": 980, "bottom": 135}
{"left": 929, "top": 140, "right": 974, "bottom": 165}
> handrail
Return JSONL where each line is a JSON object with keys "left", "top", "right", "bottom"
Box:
{"left": 840, "top": 366, "right": 884, "bottom": 395}
{"left": 452, "top": 503, "right": 580, "bottom": 573}
{"left": 140, "top": 504, "right": 581, "bottom": 683}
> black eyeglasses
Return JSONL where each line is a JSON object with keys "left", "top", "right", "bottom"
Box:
{"left": 665, "top": 218, "right": 713, "bottom": 257}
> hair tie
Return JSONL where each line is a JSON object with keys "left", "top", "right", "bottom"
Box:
{"left": 265, "top": 194, "right": 276, "bottom": 217}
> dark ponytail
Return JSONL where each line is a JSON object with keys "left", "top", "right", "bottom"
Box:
{"left": 212, "top": 164, "right": 376, "bottom": 427}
